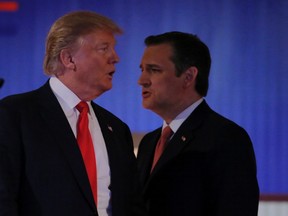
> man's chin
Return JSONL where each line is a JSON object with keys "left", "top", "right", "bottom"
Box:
{"left": 101, "top": 84, "right": 113, "bottom": 92}
{"left": 142, "top": 101, "right": 153, "bottom": 110}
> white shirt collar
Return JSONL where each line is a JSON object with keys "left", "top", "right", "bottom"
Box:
{"left": 49, "top": 77, "right": 83, "bottom": 113}
{"left": 163, "top": 98, "right": 204, "bottom": 133}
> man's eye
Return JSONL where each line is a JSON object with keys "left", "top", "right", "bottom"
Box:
{"left": 101, "top": 47, "right": 108, "bottom": 51}
{"left": 141, "top": 66, "right": 162, "bottom": 74}
{"left": 97, "top": 46, "right": 109, "bottom": 52}
{"left": 150, "top": 68, "right": 161, "bottom": 73}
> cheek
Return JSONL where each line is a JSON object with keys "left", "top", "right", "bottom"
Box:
{"left": 83, "top": 61, "right": 105, "bottom": 77}
{"left": 157, "top": 78, "right": 177, "bottom": 92}
{"left": 159, "top": 80, "right": 182, "bottom": 99}
{"left": 82, "top": 53, "right": 104, "bottom": 66}
{"left": 153, "top": 83, "right": 172, "bottom": 101}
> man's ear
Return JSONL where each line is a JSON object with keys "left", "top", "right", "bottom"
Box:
{"left": 60, "top": 49, "right": 76, "bottom": 71}
{"left": 184, "top": 66, "right": 198, "bottom": 87}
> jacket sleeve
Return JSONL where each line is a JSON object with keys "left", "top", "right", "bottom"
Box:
{"left": 0, "top": 101, "right": 22, "bottom": 216}
{"left": 209, "top": 123, "right": 259, "bottom": 216}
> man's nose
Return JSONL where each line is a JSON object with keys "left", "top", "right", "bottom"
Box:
{"left": 110, "top": 49, "right": 120, "bottom": 64}
{"left": 138, "top": 71, "right": 150, "bottom": 87}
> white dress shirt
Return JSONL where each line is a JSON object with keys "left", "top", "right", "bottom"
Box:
{"left": 163, "top": 98, "right": 204, "bottom": 134}
{"left": 49, "top": 77, "right": 111, "bottom": 216}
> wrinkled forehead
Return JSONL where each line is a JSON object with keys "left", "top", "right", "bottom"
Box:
{"left": 75, "top": 30, "right": 117, "bottom": 47}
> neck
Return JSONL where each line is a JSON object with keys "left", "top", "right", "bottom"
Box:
{"left": 160, "top": 96, "right": 202, "bottom": 124}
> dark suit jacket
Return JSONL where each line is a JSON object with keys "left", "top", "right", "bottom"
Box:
{"left": 137, "top": 100, "right": 259, "bottom": 216}
{"left": 0, "top": 81, "right": 137, "bottom": 216}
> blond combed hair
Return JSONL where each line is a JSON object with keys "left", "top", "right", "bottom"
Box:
{"left": 43, "top": 11, "right": 122, "bottom": 76}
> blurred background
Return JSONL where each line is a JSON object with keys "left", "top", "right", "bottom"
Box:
{"left": 0, "top": 0, "right": 287, "bottom": 209}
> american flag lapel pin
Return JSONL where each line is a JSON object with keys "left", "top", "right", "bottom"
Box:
{"left": 108, "top": 125, "right": 113, "bottom": 132}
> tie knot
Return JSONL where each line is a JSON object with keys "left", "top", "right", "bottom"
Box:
{"left": 161, "top": 126, "right": 173, "bottom": 142}
{"left": 76, "top": 101, "right": 89, "bottom": 113}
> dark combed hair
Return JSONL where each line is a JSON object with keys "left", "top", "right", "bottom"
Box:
{"left": 144, "top": 31, "right": 211, "bottom": 96}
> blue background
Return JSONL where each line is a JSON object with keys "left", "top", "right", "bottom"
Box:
{"left": 0, "top": 0, "right": 287, "bottom": 195}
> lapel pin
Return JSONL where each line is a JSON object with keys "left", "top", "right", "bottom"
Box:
{"left": 108, "top": 125, "right": 113, "bottom": 132}
{"left": 181, "top": 136, "right": 186, "bottom": 142}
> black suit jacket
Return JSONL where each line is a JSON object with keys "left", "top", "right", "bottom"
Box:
{"left": 137, "top": 100, "right": 259, "bottom": 216}
{"left": 0, "top": 81, "right": 137, "bottom": 216}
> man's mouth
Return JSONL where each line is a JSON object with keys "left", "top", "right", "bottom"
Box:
{"left": 108, "top": 71, "right": 115, "bottom": 77}
{"left": 142, "top": 90, "right": 151, "bottom": 98}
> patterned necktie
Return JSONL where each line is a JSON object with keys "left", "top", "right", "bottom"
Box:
{"left": 151, "top": 126, "right": 173, "bottom": 172}
{"left": 76, "top": 101, "right": 97, "bottom": 205}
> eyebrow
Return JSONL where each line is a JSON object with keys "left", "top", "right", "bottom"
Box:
{"left": 139, "top": 63, "right": 161, "bottom": 69}
{"left": 96, "top": 42, "right": 109, "bottom": 47}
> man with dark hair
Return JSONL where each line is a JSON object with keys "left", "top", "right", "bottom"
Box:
{"left": 137, "top": 31, "right": 259, "bottom": 216}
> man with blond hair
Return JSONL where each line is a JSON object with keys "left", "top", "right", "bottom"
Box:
{"left": 0, "top": 11, "right": 137, "bottom": 216}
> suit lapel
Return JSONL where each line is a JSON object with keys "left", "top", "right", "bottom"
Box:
{"left": 36, "top": 82, "right": 96, "bottom": 209}
{"left": 138, "top": 129, "right": 161, "bottom": 187}
{"left": 91, "top": 102, "right": 124, "bottom": 211}
{"left": 90, "top": 102, "right": 118, "bottom": 164}
{"left": 145, "top": 101, "right": 209, "bottom": 189}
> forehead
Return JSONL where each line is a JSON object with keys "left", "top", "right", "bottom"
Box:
{"left": 143, "top": 43, "right": 172, "bottom": 57}
{"left": 141, "top": 43, "right": 173, "bottom": 64}
{"left": 80, "top": 30, "right": 117, "bottom": 46}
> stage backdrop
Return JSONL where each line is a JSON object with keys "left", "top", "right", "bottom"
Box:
{"left": 0, "top": 0, "right": 287, "bottom": 196}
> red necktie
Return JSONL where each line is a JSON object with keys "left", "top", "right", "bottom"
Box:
{"left": 151, "top": 126, "right": 173, "bottom": 172}
{"left": 76, "top": 101, "right": 97, "bottom": 205}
